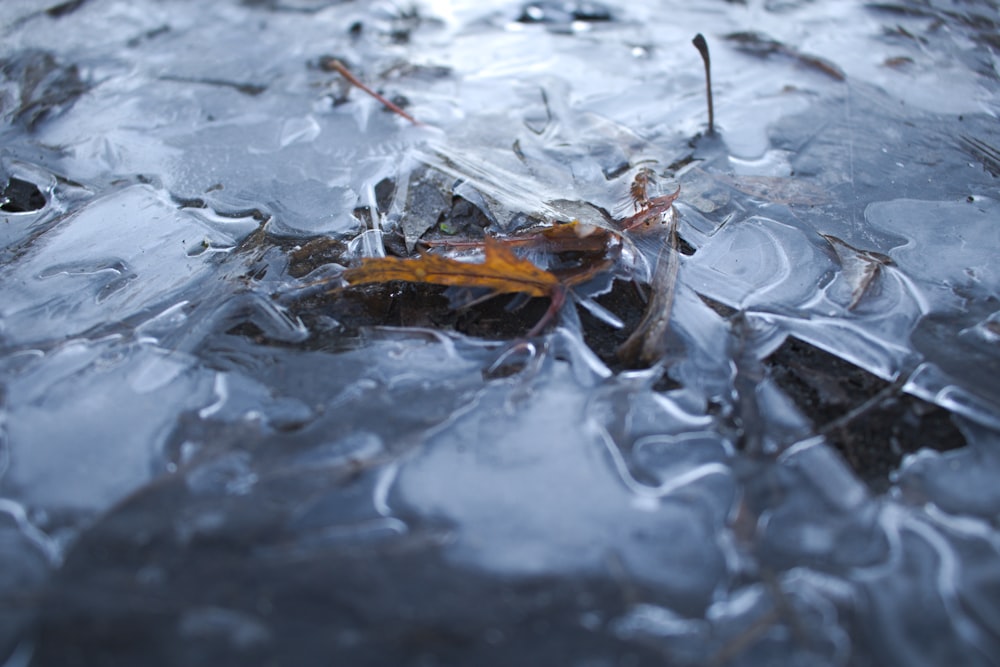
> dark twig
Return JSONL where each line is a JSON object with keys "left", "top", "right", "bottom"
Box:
{"left": 526, "top": 284, "right": 567, "bottom": 338}
{"left": 724, "top": 31, "right": 845, "bottom": 81}
{"left": 692, "top": 33, "right": 715, "bottom": 135}
{"left": 322, "top": 59, "right": 423, "bottom": 126}
{"left": 960, "top": 134, "right": 1000, "bottom": 177}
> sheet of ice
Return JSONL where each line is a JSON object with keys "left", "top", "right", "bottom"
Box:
{"left": 2, "top": 0, "right": 1000, "bottom": 665}
{"left": 867, "top": 198, "right": 1000, "bottom": 314}
{"left": 860, "top": 197, "right": 1000, "bottom": 424}
{"left": 2, "top": 1, "right": 437, "bottom": 239}
{"left": 0, "top": 339, "right": 216, "bottom": 512}
{"left": 0, "top": 185, "right": 254, "bottom": 347}
{"left": 395, "top": 354, "right": 732, "bottom": 610}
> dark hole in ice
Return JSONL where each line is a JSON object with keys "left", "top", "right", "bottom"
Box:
{"left": 455, "top": 296, "right": 572, "bottom": 340}
{"left": 517, "top": 1, "right": 614, "bottom": 24}
{"left": 225, "top": 321, "right": 267, "bottom": 341}
{"left": 386, "top": 94, "right": 410, "bottom": 112}
{"left": 429, "top": 195, "right": 492, "bottom": 240}
{"left": 352, "top": 206, "right": 374, "bottom": 228}
{"left": 676, "top": 233, "right": 696, "bottom": 256}
{"left": 239, "top": 0, "right": 332, "bottom": 12}
{"left": 602, "top": 161, "right": 631, "bottom": 180}
{"left": 293, "top": 281, "right": 554, "bottom": 345}
{"left": 373, "top": 177, "right": 395, "bottom": 213}
{"left": 766, "top": 337, "right": 966, "bottom": 493}
{"left": 158, "top": 75, "right": 267, "bottom": 97}
{"left": 45, "top": 0, "right": 88, "bottom": 18}
{"left": 286, "top": 237, "right": 348, "bottom": 278}
{"left": 578, "top": 279, "right": 652, "bottom": 370}
{"left": 1, "top": 177, "right": 46, "bottom": 213}
{"left": 174, "top": 196, "right": 207, "bottom": 209}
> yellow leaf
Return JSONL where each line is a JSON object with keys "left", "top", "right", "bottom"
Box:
{"left": 342, "top": 236, "right": 561, "bottom": 298}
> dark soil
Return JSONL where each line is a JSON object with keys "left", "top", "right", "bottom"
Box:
{"left": 766, "top": 336, "right": 966, "bottom": 493}
{"left": 287, "top": 280, "right": 552, "bottom": 343}
{"left": 577, "top": 279, "right": 660, "bottom": 370}
{"left": 1, "top": 176, "right": 46, "bottom": 212}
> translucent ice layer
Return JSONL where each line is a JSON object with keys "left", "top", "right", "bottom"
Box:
{"left": 2, "top": 1, "right": 1000, "bottom": 666}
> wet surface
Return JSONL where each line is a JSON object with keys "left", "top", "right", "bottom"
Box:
{"left": 2, "top": 0, "right": 1000, "bottom": 665}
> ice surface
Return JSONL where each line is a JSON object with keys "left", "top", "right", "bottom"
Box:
{"left": 2, "top": 0, "right": 1000, "bottom": 665}
{"left": 867, "top": 197, "right": 1000, "bottom": 313}
{"left": 0, "top": 185, "right": 252, "bottom": 346}
{"left": 0, "top": 340, "right": 216, "bottom": 511}
{"left": 395, "top": 356, "right": 732, "bottom": 612}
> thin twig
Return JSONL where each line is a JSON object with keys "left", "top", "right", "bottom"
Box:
{"left": 960, "top": 134, "right": 1000, "bottom": 177}
{"left": 526, "top": 285, "right": 567, "bottom": 338}
{"left": 323, "top": 59, "right": 423, "bottom": 126}
{"left": 818, "top": 377, "right": 907, "bottom": 437}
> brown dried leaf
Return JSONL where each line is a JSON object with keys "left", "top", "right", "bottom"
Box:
{"left": 342, "top": 235, "right": 561, "bottom": 298}
{"left": 822, "top": 234, "right": 894, "bottom": 310}
{"left": 619, "top": 187, "right": 681, "bottom": 231}
{"left": 617, "top": 215, "right": 681, "bottom": 366}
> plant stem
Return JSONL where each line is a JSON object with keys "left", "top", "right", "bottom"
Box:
{"left": 692, "top": 34, "right": 715, "bottom": 135}
{"left": 323, "top": 59, "right": 422, "bottom": 126}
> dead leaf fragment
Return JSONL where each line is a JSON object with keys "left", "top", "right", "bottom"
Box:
{"left": 822, "top": 234, "right": 893, "bottom": 310}
{"left": 617, "top": 215, "right": 681, "bottom": 366}
{"left": 342, "top": 236, "right": 561, "bottom": 298}
{"left": 619, "top": 187, "right": 681, "bottom": 231}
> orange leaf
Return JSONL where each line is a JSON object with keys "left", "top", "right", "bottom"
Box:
{"left": 342, "top": 236, "right": 561, "bottom": 298}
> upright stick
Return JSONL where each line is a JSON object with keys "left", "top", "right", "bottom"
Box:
{"left": 692, "top": 34, "right": 715, "bottom": 135}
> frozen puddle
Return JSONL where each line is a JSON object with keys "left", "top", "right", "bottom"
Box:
{"left": 395, "top": 356, "right": 732, "bottom": 604}
{"left": 3, "top": 0, "right": 1000, "bottom": 665}
{"left": 0, "top": 185, "right": 252, "bottom": 346}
